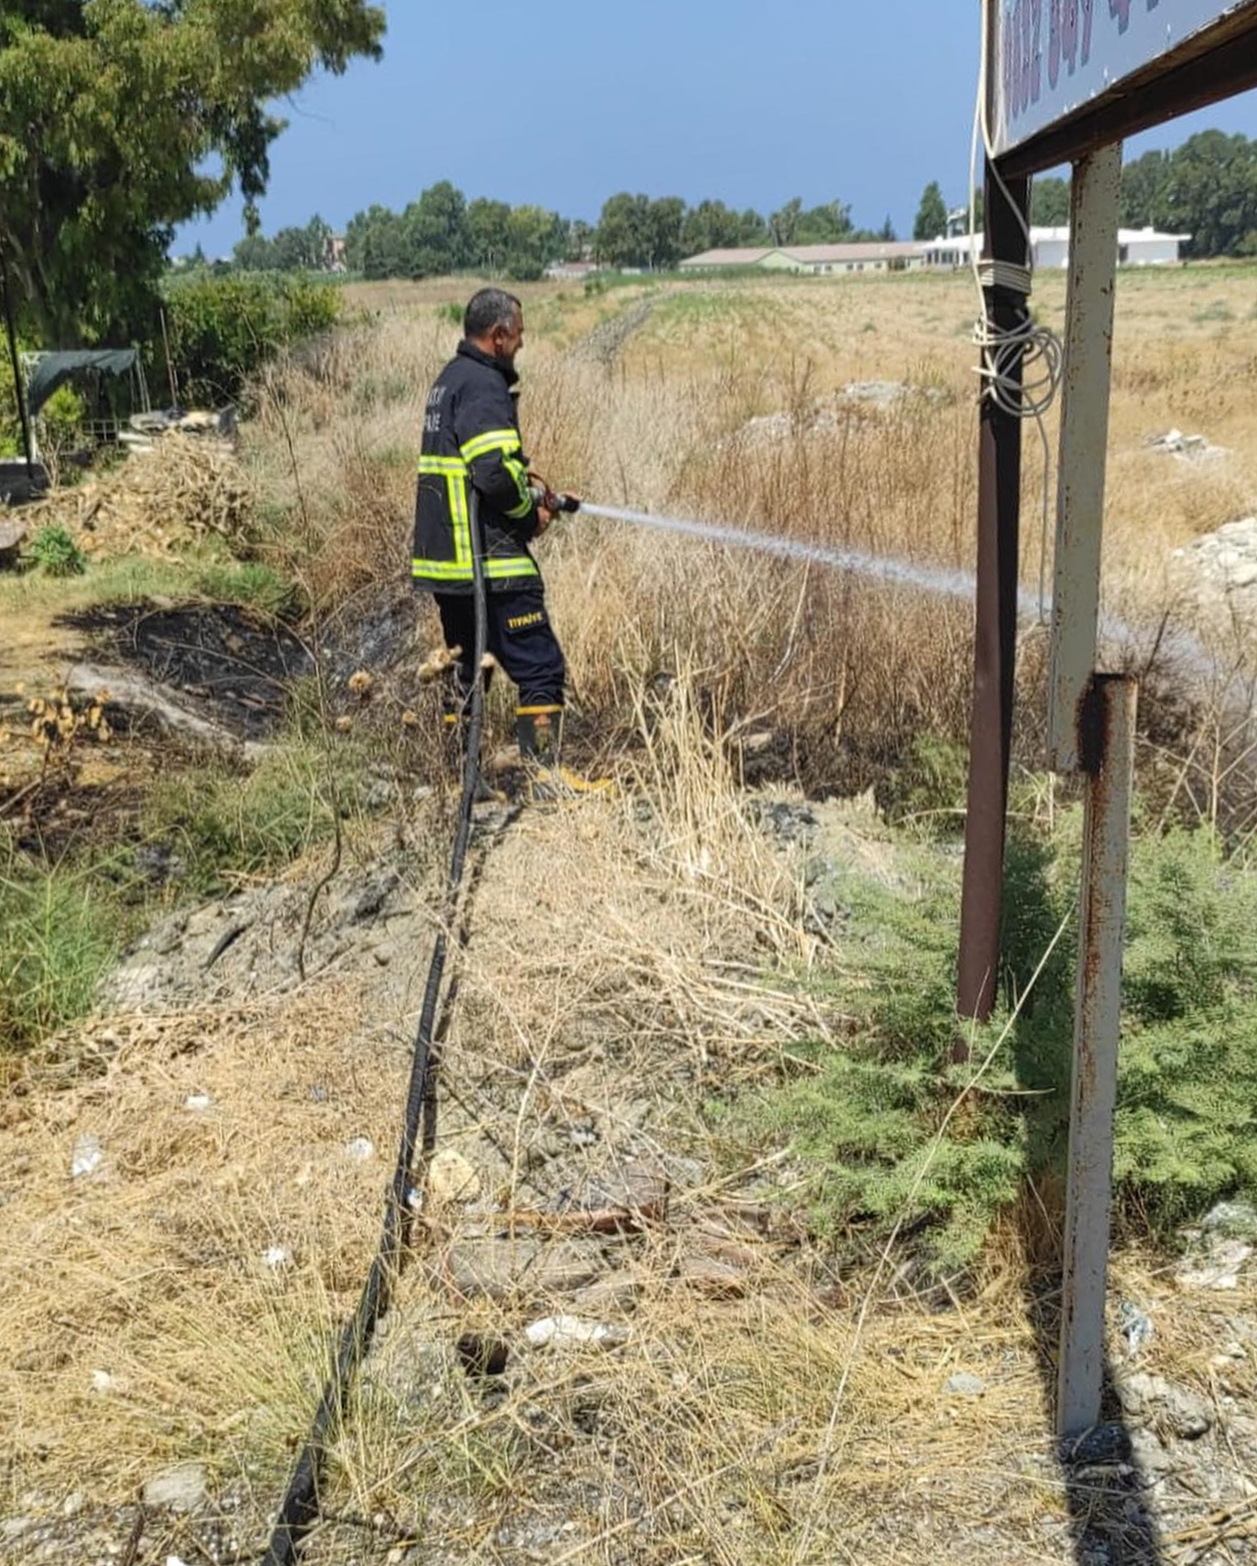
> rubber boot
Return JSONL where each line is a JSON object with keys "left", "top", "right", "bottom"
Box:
{"left": 516, "top": 706, "right": 612, "bottom": 801}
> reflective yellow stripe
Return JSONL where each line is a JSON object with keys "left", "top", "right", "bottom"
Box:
{"left": 502, "top": 453, "right": 534, "bottom": 519}
{"left": 418, "top": 454, "right": 467, "bottom": 475}
{"left": 419, "top": 563, "right": 471, "bottom": 580}
{"left": 485, "top": 555, "right": 538, "bottom": 578}
{"left": 516, "top": 705, "right": 563, "bottom": 716}
{"left": 448, "top": 473, "right": 472, "bottom": 568}
{"left": 460, "top": 428, "right": 521, "bottom": 463}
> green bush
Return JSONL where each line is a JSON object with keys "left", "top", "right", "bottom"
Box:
{"left": 27, "top": 525, "right": 87, "bottom": 576}
{"left": 162, "top": 274, "right": 341, "bottom": 405}
{"left": 724, "top": 816, "right": 1257, "bottom": 1275}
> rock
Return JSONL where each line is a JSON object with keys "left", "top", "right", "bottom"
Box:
{"left": 1228, "top": 562, "right": 1257, "bottom": 589}
{"left": 371, "top": 942, "right": 396, "bottom": 967}
{"left": 71, "top": 1133, "right": 103, "bottom": 1179}
{"left": 524, "top": 1315, "right": 627, "bottom": 1350}
{"left": 1178, "top": 1239, "right": 1254, "bottom": 1290}
{"left": 1202, "top": 1201, "right": 1257, "bottom": 1239}
{"left": 1116, "top": 1372, "right": 1213, "bottom": 1439}
{"left": 142, "top": 1461, "right": 209, "bottom": 1512}
{"left": 427, "top": 1149, "right": 481, "bottom": 1204}
{"left": 443, "top": 1237, "right": 601, "bottom": 1302}
{"left": 1129, "top": 1426, "right": 1175, "bottom": 1478}
{"left": 91, "top": 1369, "right": 116, "bottom": 1394}
{"left": 261, "top": 1246, "right": 291, "bottom": 1269}
{"left": 349, "top": 869, "right": 400, "bottom": 924}
{"left": 185, "top": 1094, "right": 213, "bottom": 1112}
{"left": 678, "top": 1253, "right": 748, "bottom": 1297}
{"left": 572, "top": 1271, "right": 643, "bottom": 1316}
{"left": 946, "top": 1371, "right": 987, "bottom": 1398}
{"left": 344, "top": 1136, "right": 374, "bottom": 1163}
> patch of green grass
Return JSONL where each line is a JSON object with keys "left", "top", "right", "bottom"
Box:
{"left": 140, "top": 736, "right": 357, "bottom": 894}
{"left": 194, "top": 560, "right": 301, "bottom": 616}
{"left": 722, "top": 815, "right": 1257, "bottom": 1275}
{"left": 0, "top": 854, "right": 125, "bottom": 1050}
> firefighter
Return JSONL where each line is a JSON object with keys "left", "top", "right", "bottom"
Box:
{"left": 412, "top": 287, "right": 601, "bottom": 796}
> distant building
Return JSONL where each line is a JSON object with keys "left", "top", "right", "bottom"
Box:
{"left": 918, "top": 225, "right": 1190, "bottom": 269}
{"left": 325, "top": 233, "right": 347, "bottom": 272}
{"left": 544, "top": 260, "right": 601, "bottom": 282}
{"left": 679, "top": 242, "right": 927, "bottom": 275}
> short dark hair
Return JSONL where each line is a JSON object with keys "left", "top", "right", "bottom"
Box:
{"left": 463, "top": 288, "right": 522, "bottom": 340}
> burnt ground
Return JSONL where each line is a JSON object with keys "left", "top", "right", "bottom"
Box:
{"left": 56, "top": 602, "right": 314, "bottom": 741}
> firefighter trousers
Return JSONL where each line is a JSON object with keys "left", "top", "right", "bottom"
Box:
{"left": 435, "top": 583, "right": 566, "bottom": 712}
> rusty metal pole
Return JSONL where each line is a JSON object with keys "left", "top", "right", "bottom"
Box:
{"left": 956, "top": 162, "right": 1030, "bottom": 1026}
{"left": 1058, "top": 675, "right": 1137, "bottom": 1438}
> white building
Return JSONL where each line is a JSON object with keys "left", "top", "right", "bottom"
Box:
{"left": 917, "top": 225, "right": 1190, "bottom": 270}
{"left": 679, "top": 241, "right": 927, "bottom": 275}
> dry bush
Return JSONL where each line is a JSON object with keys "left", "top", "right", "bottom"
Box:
{"left": 22, "top": 435, "right": 255, "bottom": 559}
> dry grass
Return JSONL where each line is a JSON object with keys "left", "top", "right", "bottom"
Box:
{"left": 6, "top": 264, "right": 1257, "bottom": 1559}
{"left": 244, "top": 265, "right": 1257, "bottom": 815}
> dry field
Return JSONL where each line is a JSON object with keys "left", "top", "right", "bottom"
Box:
{"left": 4, "top": 264, "right": 1257, "bottom": 1563}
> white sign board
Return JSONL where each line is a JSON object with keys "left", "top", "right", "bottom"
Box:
{"left": 990, "top": 0, "right": 1257, "bottom": 156}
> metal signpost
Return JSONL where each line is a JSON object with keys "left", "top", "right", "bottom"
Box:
{"left": 959, "top": 0, "right": 1257, "bottom": 1436}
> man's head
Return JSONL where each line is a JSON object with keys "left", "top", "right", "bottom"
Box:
{"left": 464, "top": 288, "right": 525, "bottom": 367}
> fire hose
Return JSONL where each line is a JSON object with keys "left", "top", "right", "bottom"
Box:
{"left": 263, "top": 496, "right": 493, "bottom": 1566}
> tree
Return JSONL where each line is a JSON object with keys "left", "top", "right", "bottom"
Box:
{"left": 1121, "top": 148, "right": 1171, "bottom": 230}
{"left": 596, "top": 193, "right": 652, "bottom": 268}
{"left": 769, "top": 198, "right": 803, "bottom": 247}
{"left": 0, "top": 0, "right": 385, "bottom": 344}
{"left": 647, "top": 197, "right": 686, "bottom": 269}
{"left": 1031, "top": 175, "right": 1071, "bottom": 226}
{"left": 502, "top": 205, "right": 564, "bottom": 281}
{"left": 233, "top": 234, "right": 279, "bottom": 271}
{"left": 790, "top": 200, "right": 854, "bottom": 244}
{"left": 403, "top": 182, "right": 470, "bottom": 277}
{"left": 467, "top": 199, "right": 512, "bottom": 274}
{"left": 913, "top": 181, "right": 948, "bottom": 241}
{"left": 680, "top": 199, "right": 743, "bottom": 256}
{"left": 1164, "top": 131, "right": 1257, "bottom": 256}
{"left": 879, "top": 215, "right": 897, "bottom": 242}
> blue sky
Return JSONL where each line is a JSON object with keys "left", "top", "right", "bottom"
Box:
{"left": 181, "top": 0, "right": 1257, "bottom": 258}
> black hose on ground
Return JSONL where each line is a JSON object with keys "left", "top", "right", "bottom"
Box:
{"left": 263, "top": 497, "right": 490, "bottom": 1566}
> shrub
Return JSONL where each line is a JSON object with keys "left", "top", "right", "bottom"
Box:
{"left": 27, "top": 524, "right": 87, "bottom": 577}
{"left": 162, "top": 274, "right": 341, "bottom": 406}
{"left": 725, "top": 816, "right": 1257, "bottom": 1276}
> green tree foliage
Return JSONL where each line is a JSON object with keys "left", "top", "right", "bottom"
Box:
{"left": 0, "top": 0, "right": 384, "bottom": 345}
{"left": 726, "top": 818, "right": 1257, "bottom": 1276}
{"left": 162, "top": 273, "right": 340, "bottom": 404}
{"left": 593, "top": 193, "right": 697, "bottom": 269}
{"left": 1163, "top": 131, "right": 1257, "bottom": 258}
{"left": 1120, "top": 148, "right": 1171, "bottom": 230}
{"left": 913, "top": 180, "right": 948, "bottom": 241}
{"left": 1030, "top": 175, "right": 1071, "bottom": 226}
{"left": 680, "top": 200, "right": 743, "bottom": 256}
{"left": 466, "top": 198, "right": 512, "bottom": 274}
{"left": 402, "top": 181, "right": 470, "bottom": 278}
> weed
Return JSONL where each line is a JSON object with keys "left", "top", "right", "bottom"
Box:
{"left": 140, "top": 740, "right": 353, "bottom": 894}
{"left": 0, "top": 855, "right": 123, "bottom": 1050}
{"left": 195, "top": 560, "right": 301, "bottom": 617}
{"left": 27, "top": 524, "right": 86, "bottom": 577}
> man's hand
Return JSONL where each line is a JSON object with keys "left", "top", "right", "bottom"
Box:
{"left": 534, "top": 505, "right": 555, "bottom": 537}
